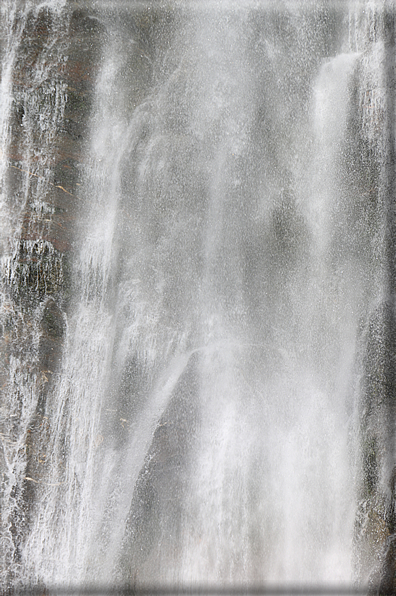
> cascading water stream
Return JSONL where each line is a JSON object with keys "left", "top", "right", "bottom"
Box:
{"left": 0, "top": 0, "right": 395, "bottom": 592}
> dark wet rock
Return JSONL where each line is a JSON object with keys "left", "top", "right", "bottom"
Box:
{"left": 41, "top": 299, "right": 65, "bottom": 338}
{"left": 0, "top": 6, "right": 105, "bottom": 584}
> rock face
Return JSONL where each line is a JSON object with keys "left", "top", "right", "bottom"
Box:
{"left": 0, "top": 3, "right": 102, "bottom": 586}
{"left": 352, "top": 8, "right": 396, "bottom": 595}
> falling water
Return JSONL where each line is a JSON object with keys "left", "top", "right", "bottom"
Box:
{"left": 0, "top": 0, "right": 395, "bottom": 591}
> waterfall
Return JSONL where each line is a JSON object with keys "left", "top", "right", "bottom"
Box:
{"left": 0, "top": 0, "right": 395, "bottom": 591}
